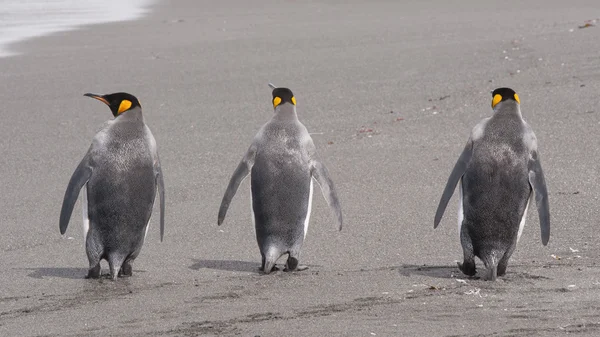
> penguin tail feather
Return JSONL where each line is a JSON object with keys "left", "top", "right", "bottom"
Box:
{"left": 263, "top": 259, "right": 277, "bottom": 275}
{"left": 262, "top": 248, "right": 280, "bottom": 275}
{"left": 107, "top": 255, "right": 125, "bottom": 281}
{"left": 484, "top": 252, "right": 500, "bottom": 281}
{"left": 485, "top": 264, "right": 498, "bottom": 281}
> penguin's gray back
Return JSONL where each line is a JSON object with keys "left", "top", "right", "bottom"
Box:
{"left": 462, "top": 106, "right": 531, "bottom": 253}
{"left": 86, "top": 112, "right": 157, "bottom": 254}
{"left": 251, "top": 118, "right": 312, "bottom": 247}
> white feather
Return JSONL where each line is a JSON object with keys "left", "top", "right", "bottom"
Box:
{"left": 81, "top": 184, "right": 89, "bottom": 246}
{"left": 517, "top": 197, "right": 530, "bottom": 243}
{"left": 144, "top": 216, "right": 151, "bottom": 239}
{"left": 303, "top": 179, "right": 314, "bottom": 239}
{"left": 457, "top": 179, "right": 464, "bottom": 238}
{"left": 250, "top": 185, "right": 255, "bottom": 229}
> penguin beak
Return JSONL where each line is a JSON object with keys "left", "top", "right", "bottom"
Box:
{"left": 84, "top": 93, "right": 109, "bottom": 106}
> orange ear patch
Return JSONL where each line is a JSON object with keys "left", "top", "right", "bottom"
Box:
{"left": 118, "top": 100, "right": 132, "bottom": 114}
{"left": 491, "top": 94, "right": 502, "bottom": 108}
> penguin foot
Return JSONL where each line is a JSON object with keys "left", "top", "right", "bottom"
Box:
{"left": 457, "top": 261, "right": 476, "bottom": 277}
{"left": 497, "top": 263, "right": 508, "bottom": 277}
{"left": 85, "top": 264, "right": 101, "bottom": 279}
{"left": 119, "top": 262, "right": 133, "bottom": 277}
{"left": 284, "top": 265, "right": 308, "bottom": 272}
{"left": 285, "top": 256, "right": 299, "bottom": 271}
{"left": 259, "top": 265, "right": 280, "bottom": 273}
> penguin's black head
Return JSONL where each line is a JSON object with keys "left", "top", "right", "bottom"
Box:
{"left": 491, "top": 87, "right": 520, "bottom": 109}
{"left": 84, "top": 92, "right": 141, "bottom": 117}
{"left": 271, "top": 87, "right": 296, "bottom": 109}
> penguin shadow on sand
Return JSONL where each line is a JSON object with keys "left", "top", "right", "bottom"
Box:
{"left": 25, "top": 267, "right": 89, "bottom": 280}
{"left": 397, "top": 264, "right": 550, "bottom": 282}
{"left": 25, "top": 267, "right": 147, "bottom": 280}
{"left": 189, "top": 259, "right": 262, "bottom": 273}
{"left": 397, "top": 264, "right": 466, "bottom": 280}
{"left": 189, "top": 259, "right": 322, "bottom": 274}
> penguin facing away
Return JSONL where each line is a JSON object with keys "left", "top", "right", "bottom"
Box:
{"left": 218, "top": 84, "right": 343, "bottom": 274}
{"left": 59, "top": 92, "right": 165, "bottom": 280}
{"left": 434, "top": 88, "right": 550, "bottom": 281}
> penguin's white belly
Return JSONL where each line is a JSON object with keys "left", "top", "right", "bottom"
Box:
{"left": 250, "top": 187, "right": 256, "bottom": 230}
{"left": 457, "top": 179, "right": 464, "bottom": 237}
{"left": 82, "top": 184, "right": 89, "bottom": 246}
{"left": 517, "top": 196, "right": 531, "bottom": 243}
{"left": 144, "top": 216, "right": 151, "bottom": 240}
{"left": 303, "top": 179, "right": 314, "bottom": 239}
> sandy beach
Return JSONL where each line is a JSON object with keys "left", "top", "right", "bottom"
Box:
{"left": 1, "top": 0, "right": 600, "bottom": 336}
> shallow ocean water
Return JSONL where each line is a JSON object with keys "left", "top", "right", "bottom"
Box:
{"left": 0, "top": 0, "right": 153, "bottom": 57}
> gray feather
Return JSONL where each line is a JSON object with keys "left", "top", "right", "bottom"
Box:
{"left": 311, "top": 160, "right": 343, "bottom": 230}
{"left": 59, "top": 156, "right": 93, "bottom": 234}
{"left": 218, "top": 145, "right": 256, "bottom": 225}
{"left": 434, "top": 140, "right": 473, "bottom": 228}
{"left": 155, "top": 161, "right": 165, "bottom": 242}
{"left": 528, "top": 151, "right": 550, "bottom": 245}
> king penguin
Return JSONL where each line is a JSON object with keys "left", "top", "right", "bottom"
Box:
{"left": 217, "top": 84, "right": 343, "bottom": 274}
{"left": 59, "top": 92, "right": 165, "bottom": 280}
{"left": 434, "top": 88, "right": 550, "bottom": 281}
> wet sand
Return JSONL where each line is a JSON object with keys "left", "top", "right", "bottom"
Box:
{"left": 1, "top": 0, "right": 600, "bottom": 336}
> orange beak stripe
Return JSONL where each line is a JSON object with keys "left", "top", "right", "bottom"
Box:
{"left": 90, "top": 96, "right": 110, "bottom": 105}
{"left": 84, "top": 93, "right": 110, "bottom": 106}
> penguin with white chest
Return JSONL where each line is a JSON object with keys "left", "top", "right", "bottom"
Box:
{"left": 218, "top": 85, "right": 343, "bottom": 274}
{"left": 434, "top": 88, "right": 550, "bottom": 281}
{"left": 59, "top": 92, "right": 165, "bottom": 280}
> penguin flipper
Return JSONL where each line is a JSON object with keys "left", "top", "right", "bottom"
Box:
{"left": 311, "top": 160, "right": 343, "bottom": 231}
{"left": 528, "top": 151, "right": 550, "bottom": 245}
{"left": 59, "top": 158, "right": 93, "bottom": 235}
{"left": 434, "top": 140, "right": 473, "bottom": 228}
{"left": 218, "top": 145, "right": 256, "bottom": 225}
{"left": 155, "top": 161, "right": 165, "bottom": 242}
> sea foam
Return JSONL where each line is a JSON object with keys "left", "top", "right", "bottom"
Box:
{"left": 0, "top": 0, "right": 154, "bottom": 57}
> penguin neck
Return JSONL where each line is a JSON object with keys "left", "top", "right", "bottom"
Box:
{"left": 116, "top": 106, "right": 144, "bottom": 122}
{"left": 493, "top": 101, "right": 522, "bottom": 119}
{"left": 273, "top": 103, "right": 298, "bottom": 121}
